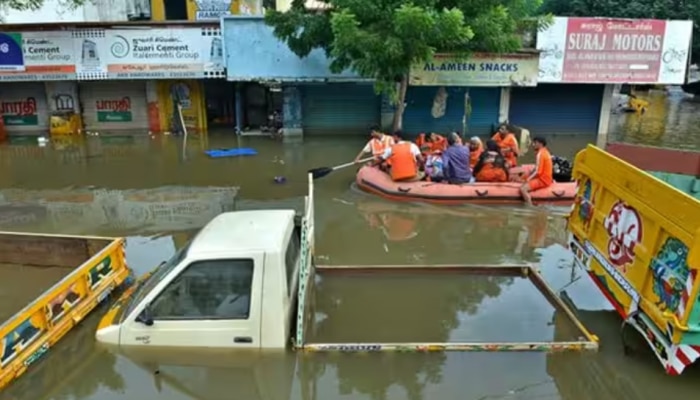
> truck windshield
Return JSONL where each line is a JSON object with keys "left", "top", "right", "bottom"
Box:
{"left": 121, "top": 243, "right": 191, "bottom": 322}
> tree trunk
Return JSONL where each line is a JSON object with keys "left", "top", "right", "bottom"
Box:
{"left": 391, "top": 74, "right": 409, "bottom": 133}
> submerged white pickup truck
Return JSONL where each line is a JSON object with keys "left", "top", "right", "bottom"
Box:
{"left": 96, "top": 209, "right": 305, "bottom": 349}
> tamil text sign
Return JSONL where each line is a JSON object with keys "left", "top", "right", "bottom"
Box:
{"left": 73, "top": 28, "right": 224, "bottom": 80}
{"left": 537, "top": 17, "right": 693, "bottom": 84}
{"left": 0, "top": 32, "right": 75, "bottom": 81}
{"left": 409, "top": 53, "right": 539, "bottom": 86}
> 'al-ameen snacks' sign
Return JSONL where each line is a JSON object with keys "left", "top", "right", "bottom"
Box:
{"left": 409, "top": 53, "right": 539, "bottom": 87}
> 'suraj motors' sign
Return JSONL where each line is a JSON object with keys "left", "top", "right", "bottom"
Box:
{"left": 96, "top": 97, "right": 132, "bottom": 122}
{"left": 0, "top": 98, "right": 38, "bottom": 125}
{"left": 537, "top": 17, "right": 693, "bottom": 84}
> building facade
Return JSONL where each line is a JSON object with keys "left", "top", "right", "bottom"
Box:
{"left": 0, "top": 0, "right": 264, "bottom": 139}
{"left": 222, "top": 15, "right": 694, "bottom": 139}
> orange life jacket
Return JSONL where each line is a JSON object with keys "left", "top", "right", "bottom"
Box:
{"left": 430, "top": 135, "right": 447, "bottom": 152}
{"left": 534, "top": 147, "right": 554, "bottom": 185}
{"left": 470, "top": 145, "right": 483, "bottom": 168}
{"left": 368, "top": 135, "right": 394, "bottom": 157}
{"left": 492, "top": 132, "right": 519, "bottom": 167}
{"left": 389, "top": 142, "right": 417, "bottom": 181}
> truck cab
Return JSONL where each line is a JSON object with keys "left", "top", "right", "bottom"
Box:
{"left": 96, "top": 209, "right": 302, "bottom": 349}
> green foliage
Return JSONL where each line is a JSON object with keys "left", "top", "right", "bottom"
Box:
{"left": 539, "top": 0, "right": 700, "bottom": 63}
{"left": 265, "top": 0, "right": 543, "bottom": 101}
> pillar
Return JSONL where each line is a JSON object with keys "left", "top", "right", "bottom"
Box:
{"left": 235, "top": 83, "right": 243, "bottom": 135}
{"left": 596, "top": 84, "right": 614, "bottom": 147}
{"left": 380, "top": 93, "right": 396, "bottom": 132}
{"left": 499, "top": 87, "right": 511, "bottom": 124}
{"left": 282, "top": 86, "right": 303, "bottom": 137}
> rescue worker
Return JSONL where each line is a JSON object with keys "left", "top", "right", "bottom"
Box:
{"left": 520, "top": 136, "right": 554, "bottom": 206}
{"left": 428, "top": 132, "right": 448, "bottom": 152}
{"left": 468, "top": 136, "right": 483, "bottom": 169}
{"left": 354, "top": 125, "right": 395, "bottom": 163}
{"left": 473, "top": 139, "right": 509, "bottom": 182}
{"left": 492, "top": 124, "right": 519, "bottom": 167}
{"left": 378, "top": 130, "right": 424, "bottom": 182}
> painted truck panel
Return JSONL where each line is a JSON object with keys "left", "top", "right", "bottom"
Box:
{"left": 0, "top": 233, "right": 131, "bottom": 391}
{"left": 566, "top": 144, "right": 700, "bottom": 375}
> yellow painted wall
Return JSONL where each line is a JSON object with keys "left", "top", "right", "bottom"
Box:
{"left": 151, "top": 0, "right": 262, "bottom": 21}
{"left": 156, "top": 80, "right": 207, "bottom": 135}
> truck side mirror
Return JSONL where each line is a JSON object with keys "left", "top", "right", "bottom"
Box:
{"left": 136, "top": 304, "right": 154, "bottom": 326}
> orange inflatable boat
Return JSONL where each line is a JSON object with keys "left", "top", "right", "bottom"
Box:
{"left": 356, "top": 165, "right": 577, "bottom": 205}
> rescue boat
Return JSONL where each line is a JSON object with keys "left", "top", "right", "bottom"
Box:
{"left": 355, "top": 165, "right": 577, "bottom": 205}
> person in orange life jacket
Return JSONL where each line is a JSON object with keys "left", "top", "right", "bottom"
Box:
{"left": 468, "top": 136, "right": 483, "bottom": 169}
{"left": 378, "top": 130, "right": 424, "bottom": 182}
{"left": 520, "top": 136, "right": 554, "bottom": 206}
{"left": 473, "top": 140, "right": 509, "bottom": 182}
{"left": 354, "top": 125, "right": 395, "bottom": 163}
{"left": 492, "top": 124, "right": 519, "bottom": 167}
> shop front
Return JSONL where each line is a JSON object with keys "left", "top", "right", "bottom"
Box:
{"left": 509, "top": 84, "right": 604, "bottom": 135}
{"left": 407, "top": 52, "right": 538, "bottom": 138}
{"left": 533, "top": 17, "right": 694, "bottom": 139}
{"left": 0, "top": 82, "right": 50, "bottom": 135}
{"left": 301, "top": 84, "right": 380, "bottom": 136}
{"left": 223, "top": 16, "right": 373, "bottom": 137}
{"left": 79, "top": 81, "right": 150, "bottom": 133}
{"left": 402, "top": 86, "right": 500, "bottom": 137}
{"left": 0, "top": 25, "right": 226, "bottom": 138}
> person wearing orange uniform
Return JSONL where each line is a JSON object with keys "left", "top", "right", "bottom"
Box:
{"left": 468, "top": 136, "right": 483, "bottom": 169}
{"left": 379, "top": 131, "right": 424, "bottom": 181}
{"left": 354, "top": 125, "right": 395, "bottom": 162}
{"left": 473, "top": 139, "right": 508, "bottom": 182}
{"left": 520, "top": 136, "right": 553, "bottom": 206}
{"left": 492, "top": 124, "right": 519, "bottom": 167}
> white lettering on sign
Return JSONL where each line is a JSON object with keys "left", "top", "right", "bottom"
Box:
{"left": 603, "top": 201, "right": 643, "bottom": 269}
{"left": 567, "top": 34, "right": 662, "bottom": 52}
{"left": 423, "top": 62, "right": 520, "bottom": 73}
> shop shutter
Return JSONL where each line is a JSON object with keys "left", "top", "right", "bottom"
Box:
{"left": 509, "top": 84, "right": 604, "bottom": 135}
{"left": 79, "top": 81, "right": 149, "bottom": 133}
{"left": 302, "top": 84, "right": 381, "bottom": 135}
{"left": 0, "top": 82, "right": 50, "bottom": 134}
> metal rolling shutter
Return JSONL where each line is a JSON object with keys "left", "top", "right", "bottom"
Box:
{"left": 0, "top": 83, "right": 50, "bottom": 134}
{"left": 467, "top": 88, "right": 501, "bottom": 137}
{"left": 302, "top": 84, "right": 380, "bottom": 135}
{"left": 79, "top": 81, "right": 149, "bottom": 133}
{"left": 403, "top": 86, "right": 465, "bottom": 136}
{"left": 402, "top": 87, "right": 500, "bottom": 137}
{"left": 509, "top": 84, "right": 604, "bottom": 135}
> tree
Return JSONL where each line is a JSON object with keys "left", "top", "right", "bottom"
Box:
{"left": 538, "top": 0, "right": 700, "bottom": 64}
{"left": 265, "top": 0, "right": 544, "bottom": 131}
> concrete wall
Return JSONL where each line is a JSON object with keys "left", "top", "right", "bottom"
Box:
{"left": 222, "top": 16, "right": 369, "bottom": 82}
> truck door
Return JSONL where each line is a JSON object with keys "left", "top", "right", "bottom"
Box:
{"left": 121, "top": 253, "right": 264, "bottom": 348}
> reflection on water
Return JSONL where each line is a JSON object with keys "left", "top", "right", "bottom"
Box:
{"left": 609, "top": 88, "right": 700, "bottom": 150}
{"left": 1, "top": 97, "right": 699, "bottom": 400}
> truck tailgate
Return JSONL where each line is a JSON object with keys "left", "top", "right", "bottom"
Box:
{"left": 567, "top": 145, "right": 700, "bottom": 357}
{"left": 0, "top": 232, "right": 132, "bottom": 391}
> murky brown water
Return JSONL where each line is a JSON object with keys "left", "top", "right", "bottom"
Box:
{"left": 2, "top": 91, "right": 700, "bottom": 400}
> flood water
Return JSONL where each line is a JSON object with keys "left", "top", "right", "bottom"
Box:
{"left": 2, "top": 88, "right": 700, "bottom": 400}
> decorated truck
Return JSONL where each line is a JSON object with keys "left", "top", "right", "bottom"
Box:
{"left": 567, "top": 144, "right": 700, "bottom": 375}
{"left": 0, "top": 233, "right": 131, "bottom": 391}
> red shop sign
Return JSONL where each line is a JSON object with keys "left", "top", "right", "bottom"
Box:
{"left": 562, "top": 18, "right": 667, "bottom": 83}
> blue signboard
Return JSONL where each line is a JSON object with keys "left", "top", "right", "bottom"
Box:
{"left": 0, "top": 33, "right": 25, "bottom": 72}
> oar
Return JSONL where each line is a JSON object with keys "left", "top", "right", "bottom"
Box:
{"left": 308, "top": 157, "right": 374, "bottom": 180}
